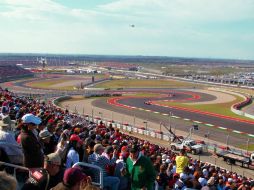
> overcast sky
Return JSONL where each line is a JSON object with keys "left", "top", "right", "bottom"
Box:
{"left": 0, "top": 0, "right": 254, "bottom": 60}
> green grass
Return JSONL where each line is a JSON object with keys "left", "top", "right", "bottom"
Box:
{"left": 156, "top": 95, "right": 254, "bottom": 121}
{"left": 123, "top": 92, "right": 161, "bottom": 97}
{"left": 237, "top": 144, "right": 254, "bottom": 151}
{"left": 27, "top": 79, "right": 68, "bottom": 88}
{"left": 94, "top": 79, "right": 204, "bottom": 88}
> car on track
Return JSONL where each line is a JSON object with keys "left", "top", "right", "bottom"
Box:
{"left": 170, "top": 139, "right": 203, "bottom": 155}
{"left": 144, "top": 101, "right": 152, "bottom": 105}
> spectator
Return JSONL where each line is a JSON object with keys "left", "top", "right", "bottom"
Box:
{"left": 156, "top": 164, "right": 170, "bottom": 190}
{"left": 65, "top": 134, "right": 82, "bottom": 168}
{"left": 21, "top": 113, "right": 44, "bottom": 168}
{"left": 47, "top": 124, "right": 58, "bottom": 153}
{"left": 224, "top": 178, "right": 233, "bottom": 190}
{"left": 126, "top": 144, "right": 156, "bottom": 190}
{"left": 0, "top": 115, "right": 23, "bottom": 164}
{"left": 52, "top": 167, "right": 90, "bottom": 190}
{"left": 0, "top": 171, "right": 17, "bottom": 190}
{"left": 201, "top": 177, "right": 216, "bottom": 190}
{"left": 168, "top": 173, "right": 179, "bottom": 189}
{"left": 56, "top": 131, "right": 69, "bottom": 160}
{"left": 44, "top": 152, "right": 64, "bottom": 189}
{"left": 88, "top": 143, "right": 104, "bottom": 181}
{"left": 115, "top": 152, "right": 129, "bottom": 190}
{"left": 82, "top": 139, "right": 95, "bottom": 163}
{"left": 175, "top": 149, "right": 189, "bottom": 174}
{"left": 39, "top": 130, "right": 53, "bottom": 155}
{"left": 54, "top": 125, "right": 63, "bottom": 143}
{"left": 22, "top": 152, "right": 64, "bottom": 190}
{"left": 88, "top": 144, "right": 120, "bottom": 190}
{"left": 174, "top": 173, "right": 187, "bottom": 190}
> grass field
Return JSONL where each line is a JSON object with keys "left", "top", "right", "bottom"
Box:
{"left": 156, "top": 94, "right": 254, "bottom": 121}
{"left": 25, "top": 74, "right": 107, "bottom": 90}
{"left": 237, "top": 144, "right": 254, "bottom": 151}
{"left": 94, "top": 79, "right": 204, "bottom": 88}
{"left": 27, "top": 79, "right": 69, "bottom": 88}
{"left": 123, "top": 92, "right": 162, "bottom": 97}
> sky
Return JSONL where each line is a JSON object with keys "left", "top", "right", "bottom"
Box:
{"left": 0, "top": 0, "right": 254, "bottom": 60}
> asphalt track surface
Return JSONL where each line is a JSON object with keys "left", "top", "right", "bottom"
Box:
{"left": 91, "top": 88, "right": 254, "bottom": 147}
{"left": 113, "top": 89, "right": 254, "bottom": 134}
{"left": 118, "top": 98, "right": 254, "bottom": 134}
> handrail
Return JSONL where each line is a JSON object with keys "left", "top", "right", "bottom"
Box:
{"left": 73, "top": 162, "right": 104, "bottom": 189}
{"left": 0, "top": 161, "right": 30, "bottom": 180}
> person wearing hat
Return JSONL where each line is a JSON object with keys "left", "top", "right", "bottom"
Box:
{"left": 20, "top": 113, "right": 44, "bottom": 168}
{"left": 201, "top": 177, "right": 216, "bottom": 190}
{"left": 126, "top": 144, "right": 156, "bottom": 190}
{"left": 52, "top": 167, "right": 92, "bottom": 190}
{"left": 39, "top": 130, "right": 53, "bottom": 155}
{"left": 174, "top": 173, "right": 188, "bottom": 190}
{"left": 88, "top": 144, "right": 120, "bottom": 190}
{"left": 65, "top": 134, "right": 82, "bottom": 168}
{"left": 0, "top": 115, "right": 23, "bottom": 164}
{"left": 22, "top": 152, "right": 64, "bottom": 190}
{"left": 44, "top": 153, "right": 64, "bottom": 188}
{"left": 46, "top": 123, "right": 58, "bottom": 154}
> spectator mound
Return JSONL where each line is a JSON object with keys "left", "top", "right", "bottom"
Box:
{"left": 0, "top": 65, "right": 33, "bottom": 82}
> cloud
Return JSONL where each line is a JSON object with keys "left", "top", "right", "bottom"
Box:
{"left": 0, "top": 0, "right": 67, "bottom": 20}
{"left": 100, "top": 0, "right": 254, "bottom": 22}
{"left": 0, "top": 0, "right": 253, "bottom": 59}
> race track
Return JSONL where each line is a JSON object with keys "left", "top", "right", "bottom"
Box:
{"left": 109, "top": 89, "right": 254, "bottom": 135}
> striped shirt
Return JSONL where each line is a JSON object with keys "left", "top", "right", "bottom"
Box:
{"left": 88, "top": 153, "right": 117, "bottom": 182}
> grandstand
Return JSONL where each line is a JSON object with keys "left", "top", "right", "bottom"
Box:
{"left": 0, "top": 65, "right": 33, "bottom": 82}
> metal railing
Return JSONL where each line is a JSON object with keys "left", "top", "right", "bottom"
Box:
{"left": 0, "top": 161, "right": 30, "bottom": 180}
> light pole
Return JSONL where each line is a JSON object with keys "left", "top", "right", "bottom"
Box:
{"left": 99, "top": 112, "right": 103, "bottom": 120}
{"left": 168, "top": 112, "right": 171, "bottom": 130}
{"left": 91, "top": 107, "right": 94, "bottom": 122}
{"left": 143, "top": 121, "right": 148, "bottom": 135}
{"left": 226, "top": 134, "right": 229, "bottom": 147}
{"left": 247, "top": 138, "right": 250, "bottom": 154}
{"left": 133, "top": 114, "right": 136, "bottom": 130}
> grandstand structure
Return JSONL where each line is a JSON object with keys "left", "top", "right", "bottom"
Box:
{"left": 0, "top": 65, "right": 33, "bottom": 82}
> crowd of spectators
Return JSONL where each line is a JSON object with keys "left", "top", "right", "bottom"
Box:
{"left": 0, "top": 65, "right": 33, "bottom": 82}
{"left": 0, "top": 86, "right": 254, "bottom": 190}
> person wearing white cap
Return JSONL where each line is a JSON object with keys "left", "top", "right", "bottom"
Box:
{"left": 20, "top": 113, "right": 44, "bottom": 168}
{"left": 174, "top": 173, "right": 187, "bottom": 190}
{"left": 201, "top": 177, "right": 216, "bottom": 190}
{"left": 198, "top": 177, "right": 207, "bottom": 187}
{"left": 202, "top": 168, "right": 209, "bottom": 178}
